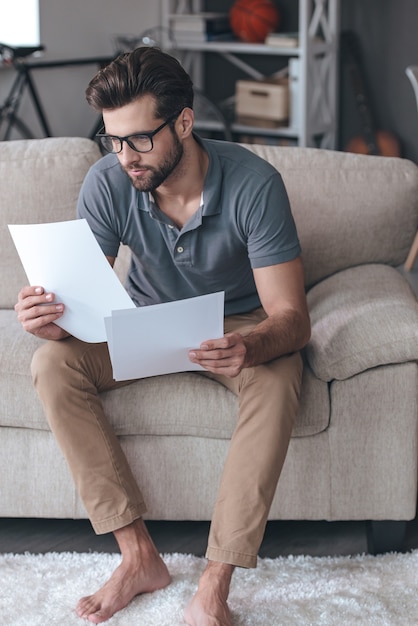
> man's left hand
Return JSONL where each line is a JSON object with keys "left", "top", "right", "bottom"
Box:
{"left": 189, "top": 333, "right": 247, "bottom": 378}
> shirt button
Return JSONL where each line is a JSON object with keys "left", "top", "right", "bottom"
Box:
{"left": 168, "top": 224, "right": 174, "bottom": 229}
{"left": 177, "top": 246, "right": 184, "bottom": 253}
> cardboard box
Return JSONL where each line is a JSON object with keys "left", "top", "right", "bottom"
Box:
{"left": 235, "top": 78, "right": 289, "bottom": 126}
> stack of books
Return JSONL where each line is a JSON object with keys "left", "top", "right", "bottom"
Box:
{"left": 169, "top": 13, "right": 233, "bottom": 43}
{"left": 264, "top": 32, "right": 299, "bottom": 48}
{"left": 264, "top": 32, "right": 323, "bottom": 47}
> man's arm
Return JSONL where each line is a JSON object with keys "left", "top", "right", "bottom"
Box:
{"left": 188, "top": 256, "right": 311, "bottom": 378}
{"left": 244, "top": 256, "right": 311, "bottom": 365}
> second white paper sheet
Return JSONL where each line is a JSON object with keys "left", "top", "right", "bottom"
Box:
{"left": 106, "top": 292, "right": 225, "bottom": 380}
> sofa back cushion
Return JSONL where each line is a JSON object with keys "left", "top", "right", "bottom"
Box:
{"left": 245, "top": 145, "right": 418, "bottom": 288}
{"left": 2, "top": 138, "right": 418, "bottom": 305}
{"left": 0, "top": 137, "right": 101, "bottom": 308}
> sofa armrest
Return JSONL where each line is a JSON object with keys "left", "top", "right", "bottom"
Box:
{"left": 305, "top": 264, "right": 418, "bottom": 381}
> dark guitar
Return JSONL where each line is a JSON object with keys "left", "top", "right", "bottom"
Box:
{"left": 341, "top": 31, "right": 400, "bottom": 157}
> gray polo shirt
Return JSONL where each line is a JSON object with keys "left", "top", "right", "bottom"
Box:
{"left": 77, "top": 136, "right": 300, "bottom": 316}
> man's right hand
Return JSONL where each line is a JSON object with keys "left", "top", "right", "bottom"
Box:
{"left": 15, "top": 286, "right": 69, "bottom": 341}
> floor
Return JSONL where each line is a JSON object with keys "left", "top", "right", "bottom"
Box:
{"left": 1, "top": 264, "right": 417, "bottom": 560}
{"left": 1, "top": 514, "right": 418, "bottom": 559}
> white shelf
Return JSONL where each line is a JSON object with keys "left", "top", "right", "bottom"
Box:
{"left": 168, "top": 40, "right": 332, "bottom": 56}
{"left": 168, "top": 39, "right": 301, "bottom": 55}
{"left": 231, "top": 123, "right": 299, "bottom": 138}
{"left": 161, "top": 0, "right": 341, "bottom": 149}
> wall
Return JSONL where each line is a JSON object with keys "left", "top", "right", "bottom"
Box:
{"left": 0, "top": 0, "right": 160, "bottom": 138}
{"left": 341, "top": 0, "right": 418, "bottom": 163}
{"left": 205, "top": 0, "right": 418, "bottom": 162}
{"left": 2, "top": 0, "right": 418, "bottom": 162}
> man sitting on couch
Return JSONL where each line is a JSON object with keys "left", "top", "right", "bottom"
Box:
{"left": 15, "top": 47, "right": 310, "bottom": 626}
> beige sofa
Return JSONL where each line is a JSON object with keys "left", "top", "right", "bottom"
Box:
{"left": 1, "top": 137, "right": 418, "bottom": 551}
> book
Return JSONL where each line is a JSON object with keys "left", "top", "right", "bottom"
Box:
{"left": 265, "top": 32, "right": 324, "bottom": 47}
{"left": 170, "top": 13, "right": 231, "bottom": 35}
{"left": 172, "top": 31, "right": 234, "bottom": 43}
{"left": 265, "top": 32, "right": 299, "bottom": 47}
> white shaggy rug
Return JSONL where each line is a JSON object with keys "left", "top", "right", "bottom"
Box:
{"left": 1, "top": 550, "right": 418, "bottom": 625}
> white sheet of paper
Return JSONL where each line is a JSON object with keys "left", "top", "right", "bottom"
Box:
{"left": 8, "top": 219, "right": 135, "bottom": 343}
{"left": 106, "top": 292, "right": 225, "bottom": 380}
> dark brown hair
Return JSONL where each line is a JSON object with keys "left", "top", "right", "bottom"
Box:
{"left": 85, "top": 46, "right": 194, "bottom": 120}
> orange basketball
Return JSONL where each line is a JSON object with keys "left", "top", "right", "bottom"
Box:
{"left": 229, "top": 0, "right": 280, "bottom": 44}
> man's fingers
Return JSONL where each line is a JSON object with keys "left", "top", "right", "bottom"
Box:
{"left": 199, "top": 333, "right": 240, "bottom": 351}
{"left": 17, "top": 302, "right": 63, "bottom": 321}
{"left": 20, "top": 311, "right": 63, "bottom": 332}
{"left": 15, "top": 287, "right": 60, "bottom": 313}
{"left": 18, "top": 285, "right": 44, "bottom": 300}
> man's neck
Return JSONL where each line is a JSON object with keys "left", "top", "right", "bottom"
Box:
{"left": 152, "top": 138, "right": 209, "bottom": 228}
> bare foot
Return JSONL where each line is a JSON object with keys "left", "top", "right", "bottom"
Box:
{"left": 184, "top": 561, "right": 234, "bottom": 626}
{"left": 76, "top": 519, "right": 171, "bottom": 623}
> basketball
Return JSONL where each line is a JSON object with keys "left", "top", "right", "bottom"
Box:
{"left": 229, "top": 0, "right": 280, "bottom": 44}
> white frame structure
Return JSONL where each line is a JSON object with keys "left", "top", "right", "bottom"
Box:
{"left": 161, "top": 0, "right": 340, "bottom": 148}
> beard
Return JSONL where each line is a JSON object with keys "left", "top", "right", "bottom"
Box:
{"left": 122, "top": 133, "right": 184, "bottom": 192}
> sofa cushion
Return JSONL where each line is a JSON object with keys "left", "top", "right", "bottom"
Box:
{"left": 306, "top": 264, "right": 418, "bottom": 381}
{"left": 245, "top": 145, "right": 418, "bottom": 288}
{"left": 1, "top": 310, "right": 330, "bottom": 438}
{"left": 0, "top": 311, "right": 46, "bottom": 429}
{"left": 0, "top": 137, "right": 101, "bottom": 309}
{"left": 101, "top": 358, "right": 330, "bottom": 439}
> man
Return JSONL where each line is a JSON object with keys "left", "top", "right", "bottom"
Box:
{"left": 15, "top": 47, "right": 310, "bottom": 626}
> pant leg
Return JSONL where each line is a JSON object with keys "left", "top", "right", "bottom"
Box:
{"left": 31, "top": 337, "right": 146, "bottom": 534}
{"left": 204, "top": 309, "right": 303, "bottom": 568}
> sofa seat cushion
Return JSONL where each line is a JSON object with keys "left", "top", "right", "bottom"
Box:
{"left": 306, "top": 264, "right": 418, "bottom": 382}
{"left": 101, "top": 359, "right": 330, "bottom": 439}
{"left": 1, "top": 310, "right": 330, "bottom": 438}
{"left": 0, "top": 311, "right": 46, "bottom": 429}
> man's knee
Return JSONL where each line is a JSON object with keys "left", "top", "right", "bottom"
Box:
{"left": 31, "top": 339, "right": 65, "bottom": 386}
{"left": 239, "top": 352, "right": 303, "bottom": 431}
{"left": 31, "top": 338, "right": 115, "bottom": 396}
{"left": 31, "top": 337, "right": 92, "bottom": 387}
{"left": 245, "top": 351, "right": 303, "bottom": 395}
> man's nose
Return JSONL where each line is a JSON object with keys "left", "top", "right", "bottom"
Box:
{"left": 118, "top": 141, "right": 141, "bottom": 166}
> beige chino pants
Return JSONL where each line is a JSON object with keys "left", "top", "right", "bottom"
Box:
{"left": 31, "top": 308, "right": 303, "bottom": 568}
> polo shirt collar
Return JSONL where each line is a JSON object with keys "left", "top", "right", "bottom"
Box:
{"left": 139, "top": 134, "right": 223, "bottom": 218}
{"left": 194, "top": 134, "right": 222, "bottom": 217}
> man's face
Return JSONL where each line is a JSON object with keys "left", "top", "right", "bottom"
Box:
{"left": 102, "top": 96, "right": 183, "bottom": 192}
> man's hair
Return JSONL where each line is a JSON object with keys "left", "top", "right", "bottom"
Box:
{"left": 86, "top": 46, "right": 194, "bottom": 120}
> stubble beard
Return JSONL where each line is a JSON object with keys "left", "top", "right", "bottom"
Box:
{"left": 123, "top": 133, "right": 184, "bottom": 193}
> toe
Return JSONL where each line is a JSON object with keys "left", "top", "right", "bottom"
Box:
{"left": 76, "top": 595, "right": 98, "bottom": 618}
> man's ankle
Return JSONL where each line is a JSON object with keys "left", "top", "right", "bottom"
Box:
{"left": 113, "top": 518, "right": 160, "bottom": 563}
{"left": 200, "top": 561, "right": 235, "bottom": 589}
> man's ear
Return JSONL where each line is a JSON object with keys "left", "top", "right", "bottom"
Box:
{"left": 177, "top": 107, "right": 194, "bottom": 138}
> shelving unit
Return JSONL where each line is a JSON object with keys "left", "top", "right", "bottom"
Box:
{"left": 161, "top": 0, "right": 340, "bottom": 148}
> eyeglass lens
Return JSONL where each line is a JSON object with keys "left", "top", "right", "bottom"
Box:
{"left": 100, "top": 134, "right": 153, "bottom": 153}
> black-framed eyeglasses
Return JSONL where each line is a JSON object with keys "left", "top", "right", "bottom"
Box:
{"left": 96, "top": 111, "right": 182, "bottom": 154}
